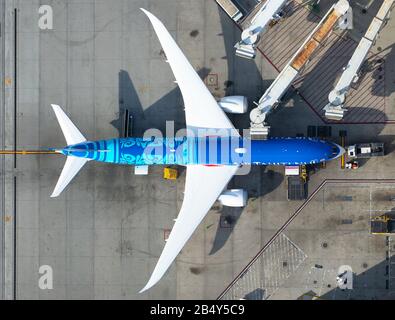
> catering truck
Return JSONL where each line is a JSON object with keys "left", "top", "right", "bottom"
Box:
{"left": 347, "top": 142, "right": 384, "bottom": 158}
{"left": 216, "top": 0, "right": 243, "bottom": 22}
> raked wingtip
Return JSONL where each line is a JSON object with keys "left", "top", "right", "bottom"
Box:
{"left": 140, "top": 8, "right": 157, "bottom": 21}
{"left": 50, "top": 191, "right": 59, "bottom": 198}
{"left": 139, "top": 275, "right": 160, "bottom": 293}
{"left": 140, "top": 8, "right": 149, "bottom": 15}
{"left": 138, "top": 284, "right": 151, "bottom": 294}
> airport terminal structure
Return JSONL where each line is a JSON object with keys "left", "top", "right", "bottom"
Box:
{"left": 0, "top": 0, "right": 395, "bottom": 300}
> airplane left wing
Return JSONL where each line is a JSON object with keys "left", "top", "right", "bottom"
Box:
{"left": 140, "top": 164, "right": 238, "bottom": 292}
{"left": 141, "top": 8, "right": 238, "bottom": 134}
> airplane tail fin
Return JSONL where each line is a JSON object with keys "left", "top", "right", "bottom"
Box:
{"left": 50, "top": 104, "right": 89, "bottom": 197}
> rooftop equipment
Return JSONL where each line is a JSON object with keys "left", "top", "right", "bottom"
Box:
{"left": 235, "top": 0, "right": 288, "bottom": 59}
{"left": 249, "top": 0, "right": 351, "bottom": 139}
{"left": 216, "top": 0, "right": 244, "bottom": 22}
{"left": 324, "top": 0, "right": 395, "bottom": 120}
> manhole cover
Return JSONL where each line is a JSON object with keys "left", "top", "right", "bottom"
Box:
{"left": 206, "top": 74, "right": 218, "bottom": 86}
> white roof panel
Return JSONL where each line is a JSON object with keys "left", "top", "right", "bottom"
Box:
{"left": 376, "top": 0, "right": 395, "bottom": 21}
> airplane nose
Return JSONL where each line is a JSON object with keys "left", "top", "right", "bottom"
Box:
{"left": 331, "top": 143, "right": 345, "bottom": 159}
{"left": 338, "top": 145, "right": 346, "bottom": 156}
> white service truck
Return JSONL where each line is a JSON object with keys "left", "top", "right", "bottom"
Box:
{"left": 216, "top": 0, "right": 243, "bottom": 22}
{"left": 347, "top": 142, "right": 385, "bottom": 158}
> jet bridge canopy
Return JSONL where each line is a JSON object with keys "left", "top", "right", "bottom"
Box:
{"left": 249, "top": 0, "right": 350, "bottom": 138}
{"left": 324, "top": 0, "right": 395, "bottom": 121}
{"left": 235, "top": 0, "right": 288, "bottom": 59}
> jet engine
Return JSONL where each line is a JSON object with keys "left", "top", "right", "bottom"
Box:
{"left": 218, "top": 96, "right": 248, "bottom": 114}
{"left": 218, "top": 189, "right": 248, "bottom": 207}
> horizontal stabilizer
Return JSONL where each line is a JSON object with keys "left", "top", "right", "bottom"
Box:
{"left": 51, "top": 156, "right": 89, "bottom": 197}
{"left": 51, "top": 104, "right": 86, "bottom": 145}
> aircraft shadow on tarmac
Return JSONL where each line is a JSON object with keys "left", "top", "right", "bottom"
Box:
{"left": 113, "top": 68, "right": 210, "bottom": 137}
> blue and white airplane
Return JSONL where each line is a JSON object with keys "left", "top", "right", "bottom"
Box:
{"left": 49, "top": 9, "right": 345, "bottom": 292}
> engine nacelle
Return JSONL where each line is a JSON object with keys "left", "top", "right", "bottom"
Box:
{"left": 218, "top": 189, "right": 248, "bottom": 207}
{"left": 218, "top": 96, "right": 248, "bottom": 114}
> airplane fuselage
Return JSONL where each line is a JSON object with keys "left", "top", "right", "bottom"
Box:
{"left": 60, "top": 136, "right": 344, "bottom": 166}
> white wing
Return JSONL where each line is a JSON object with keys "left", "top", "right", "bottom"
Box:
{"left": 140, "top": 164, "right": 238, "bottom": 292}
{"left": 141, "top": 9, "right": 238, "bottom": 133}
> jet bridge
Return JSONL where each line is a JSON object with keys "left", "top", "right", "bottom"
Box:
{"left": 235, "top": 0, "right": 288, "bottom": 59}
{"left": 249, "top": 0, "right": 350, "bottom": 139}
{"left": 324, "top": 0, "right": 394, "bottom": 121}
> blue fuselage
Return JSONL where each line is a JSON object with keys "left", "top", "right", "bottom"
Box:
{"left": 60, "top": 137, "right": 344, "bottom": 166}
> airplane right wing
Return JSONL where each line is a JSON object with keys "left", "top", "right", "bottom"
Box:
{"left": 140, "top": 164, "right": 238, "bottom": 292}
